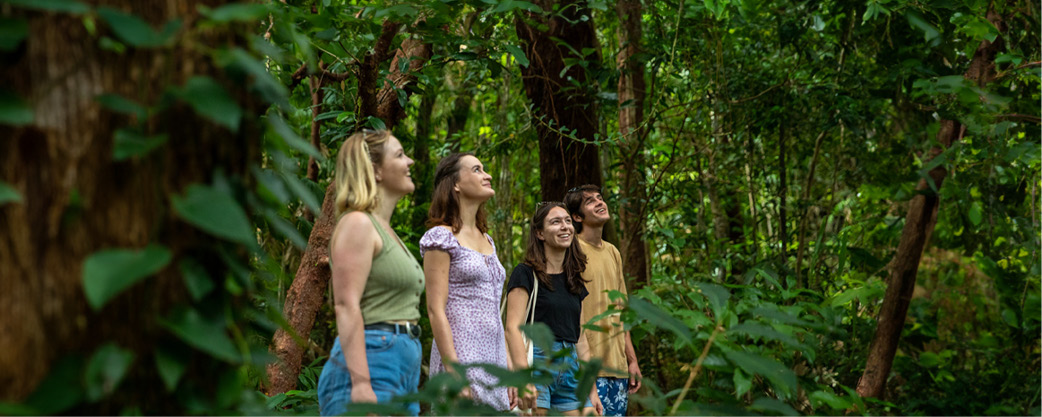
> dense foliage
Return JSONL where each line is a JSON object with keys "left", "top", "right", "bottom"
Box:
{"left": 0, "top": 0, "right": 1037, "bottom": 415}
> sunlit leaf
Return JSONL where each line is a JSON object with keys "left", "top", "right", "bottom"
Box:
{"left": 82, "top": 244, "right": 172, "bottom": 310}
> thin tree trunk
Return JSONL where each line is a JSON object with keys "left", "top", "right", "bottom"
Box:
{"left": 777, "top": 102, "right": 788, "bottom": 263}
{"left": 616, "top": 0, "right": 649, "bottom": 288}
{"left": 304, "top": 74, "right": 324, "bottom": 223}
{"left": 265, "top": 22, "right": 431, "bottom": 395}
{"left": 856, "top": 8, "right": 1005, "bottom": 399}
{"left": 0, "top": 0, "right": 261, "bottom": 410}
{"left": 516, "top": 0, "right": 604, "bottom": 201}
{"left": 794, "top": 129, "right": 826, "bottom": 287}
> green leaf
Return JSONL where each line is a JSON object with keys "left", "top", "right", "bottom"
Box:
{"left": 733, "top": 369, "right": 752, "bottom": 397}
{"left": 171, "top": 184, "right": 255, "bottom": 246}
{"left": 750, "top": 397, "right": 799, "bottom": 416}
{"left": 4, "top": 0, "right": 89, "bottom": 13}
{"left": 918, "top": 351, "right": 941, "bottom": 368}
{"left": 154, "top": 346, "right": 187, "bottom": 392}
{"left": 0, "top": 181, "right": 22, "bottom": 205}
{"left": 268, "top": 115, "right": 322, "bottom": 160}
{"left": 84, "top": 343, "right": 135, "bottom": 401}
{"left": 200, "top": 3, "right": 270, "bottom": 23}
{"left": 264, "top": 209, "right": 307, "bottom": 250}
{"left": 520, "top": 322, "right": 557, "bottom": 357}
{"left": 809, "top": 390, "right": 852, "bottom": 410}
{"left": 0, "top": 18, "right": 28, "bottom": 51}
{"left": 695, "top": 282, "right": 730, "bottom": 322}
{"left": 95, "top": 93, "right": 147, "bottom": 120}
{"left": 281, "top": 173, "right": 321, "bottom": 214}
{"left": 504, "top": 44, "right": 530, "bottom": 67}
{"left": 724, "top": 350, "right": 797, "bottom": 399}
{"left": 905, "top": 11, "right": 939, "bottom": 42}
{"left": 968, "top": 202, "right": 983, "bottom": 225}
{"left": 24, "top": 355, "right": 85, "bottom": 414}
{"left": 0, "top": 89, "right": 33, "bottom": 126}
{"left": 112, "top": 128, "right": 168, "bottom": 161}
{"left": 628, "top": 297, "right": 692, "bottom": 344}
{"left": 373, "top": 4, "right": 419, "bottom": 19}
{"left": 160, "top": 307, "right": 240, "bottom": 362}
{"left": 178, "top": 76, "right": 242, "bottom": 132}
{"left": 179, "top": 258, "right": 215, "bottom": 301}
{"left": 216, "top": 48, "right": 290, "bottom": 110}
{"left": 1001, "top": 307, "right": 1019, "bottom": 328}
{"left": 491, "top": 1, "right": 542, "bottom": 13}
{"left": 82, "top": 244, "right": 173, "bottom": 310}
{"left": 97, "top": 7, "right": 179, "bottom": 48}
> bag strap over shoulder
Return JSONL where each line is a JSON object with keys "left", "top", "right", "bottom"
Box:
{"left": 500, "top": 269, "right": 540, "bottom": 325}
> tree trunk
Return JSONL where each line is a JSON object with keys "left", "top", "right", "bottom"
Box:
{"left": 304, "top": 75, "right": 324, "bottom": 223}
{"left": 516, "top": 0, "right": 604, "bottom": 202}
{"left": 616, "top": 0, "right": 649, "bottom": 288}
{"left": 265, "top": 22, "right": 432, "bottom": 396}
{"left": 856, "top": 8, "right": 1005, "bottom": 399}
{"left": 0, "top": 0, "right": 260, "bottom": 411}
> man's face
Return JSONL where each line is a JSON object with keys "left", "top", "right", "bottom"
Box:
{"left": 578, "top": 191, "right": 610, "bottom": 226}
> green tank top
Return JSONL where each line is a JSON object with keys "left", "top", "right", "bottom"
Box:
{"left": 333, "top": 212, "right": 424, "bottom": 324}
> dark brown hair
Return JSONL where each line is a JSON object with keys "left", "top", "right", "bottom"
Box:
{"left": 427, "top": 152, "right": 488, "bottom": 234}
{"left": 563, "top": 184, "right": 601, "bottom": 234}
{"left": 523, "top": 202, "right": 588, "bottom": 294}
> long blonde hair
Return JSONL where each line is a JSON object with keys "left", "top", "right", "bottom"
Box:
{"left": 334, "top": 130, "right": 391, "bottom": 216}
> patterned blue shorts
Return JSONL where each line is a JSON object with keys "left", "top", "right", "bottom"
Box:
{"left": 596, "top": 377, "right": 629, "bottom": 416}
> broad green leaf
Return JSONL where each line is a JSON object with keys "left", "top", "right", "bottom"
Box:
{"left": 268, "top": 115, "right": 322, "bottom": 160}
{"left": 0, "top": 18, "right": 28, "bottom": 51}
{"left": 154, "top": 345, "right": 187, "bottom": 392}
{"left": 82, "top": 244, "right": 173, "bottom": 310}
{"left": 171, "top": 184, "right": 255, "bottom": 246}
{"left": 0, "top": 181, "right": 22, "bottom": 205}
{"left": 4, "top": 0, "right": 89, "bottom": 13}
{"left": 918, "top": 351, "right": 941, "bottom": 368}
{"left": 694, "top": 282, "right": 730, "bottom": 322}
{"left": 200, "top": 3, "right": 270, "bottom": 22}
{"left": 628, "top": 297, "right": 692, "bottom": 344}
{"left": 84, "top": 343, "right": 134, "bottom": 401}
{"left": 809, "top": 390, "right": 852, "bottom": 410}
{"left": 1001, "top": 307, "right": 1019, "bottom": 328}
{"left": 373, "top": 4, "right": 418, "bottom": 19}
{"left": 216, "top": 48, "right": 290, "bottom": 110}
{"left": 504, "top": 44, "right": 530, "bottom": 67}
{"left": 95, "top": 93, "right": 146, "bottom": 120}
{"left": 179, "top": 258, "right": 215, "bottom": 301}
{"left": 727, "top": 322, "right": 811, "bottom": 361}
{"left": 733, "top": 369, "right": 752, "bottom": 397}
{"left": 491, "top": 1, "right": 542, "bottom": 13}
{"left": 264, "top": 209, "right": 307, "bottom": 249}
{"left": 968, "top": 202, "right": 983, "bottom": 225}
{"left": 97, "top": 7, "right": 179, "bottom": 48}
{"left": 751, "top": 397, "right": 799, "bottom": 416}
{"left": 724, "top": 350, "right": 797, "bottom": 399}
{"left": 112, "top": 128, "right": 167, "bottom": 161}
{"left": 160, "top": 307, "right": 240, "bottom": 362}
{"left": 0, "top": 89, "right": 33, "bottom": 126}
{"left": 24, "top": 356, "right": 84, "bottom": 414}
{"left": 905, "top": 11, "right": 939, "bottom": 42}
{"left": 179, "top": 76, "right": 242, "bottom": 132}
{"left": 520, "top": 322, "right": 556, "bottom": 358}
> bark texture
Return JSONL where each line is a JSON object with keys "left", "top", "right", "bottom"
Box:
{"left": 0, "top": 0, "right": 259, "bottom": 411}
{"left": 265, "top": 23, "right": 432, "bottom": 396}
{"left": 855, "top": 8, "right": 1005, "bottom": 400}
{"left": 516, "top": 0, "right": 604, "bottom": 201}
{"left": 616, "top": 0, "right": 649, "bottom": 287}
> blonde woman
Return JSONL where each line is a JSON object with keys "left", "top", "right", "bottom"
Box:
{"left": 317, "top": 130, "right": 425, "bottom": 416}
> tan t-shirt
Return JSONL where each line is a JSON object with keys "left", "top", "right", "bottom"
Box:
{"left": 578, "top": 237, "right": 630, "bottom": 378}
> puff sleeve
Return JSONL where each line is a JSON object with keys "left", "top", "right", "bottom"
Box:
{"left": 419, "top": 226, "right": 457, "bottom": 258}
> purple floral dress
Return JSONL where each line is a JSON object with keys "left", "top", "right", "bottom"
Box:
{"left": 420, "top": 226, "right": 510, "bottom": 410}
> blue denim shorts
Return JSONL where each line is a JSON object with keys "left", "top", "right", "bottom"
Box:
{"left": 532, "top": 341, "right": 594, "bottom": 412}
{"left": 317, "top": 330, "right": 421, "bottom": 416}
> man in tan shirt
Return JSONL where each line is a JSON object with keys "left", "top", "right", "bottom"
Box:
{"left": 564, "top": 185, "right": 642, "bottom": 416}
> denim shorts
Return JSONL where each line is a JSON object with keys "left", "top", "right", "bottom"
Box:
{"left": 317, "top": 330, "right": 421, "bottom": 416}
{"left": 532, "top": 341, "right": 594, "bottom": 412}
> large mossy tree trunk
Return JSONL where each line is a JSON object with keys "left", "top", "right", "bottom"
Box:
{"left": 516, "top": 0, "right": 604, "bottom": 202}
{"left": 0, "top": 0, "right": 260, "bottom": 412}
{"left": 855, "top": 7, "right": 1006, "bottom": 400}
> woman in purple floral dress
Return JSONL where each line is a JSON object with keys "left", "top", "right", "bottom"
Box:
{"left": 421, "top": 153, "right": 512, "bottom": 411}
